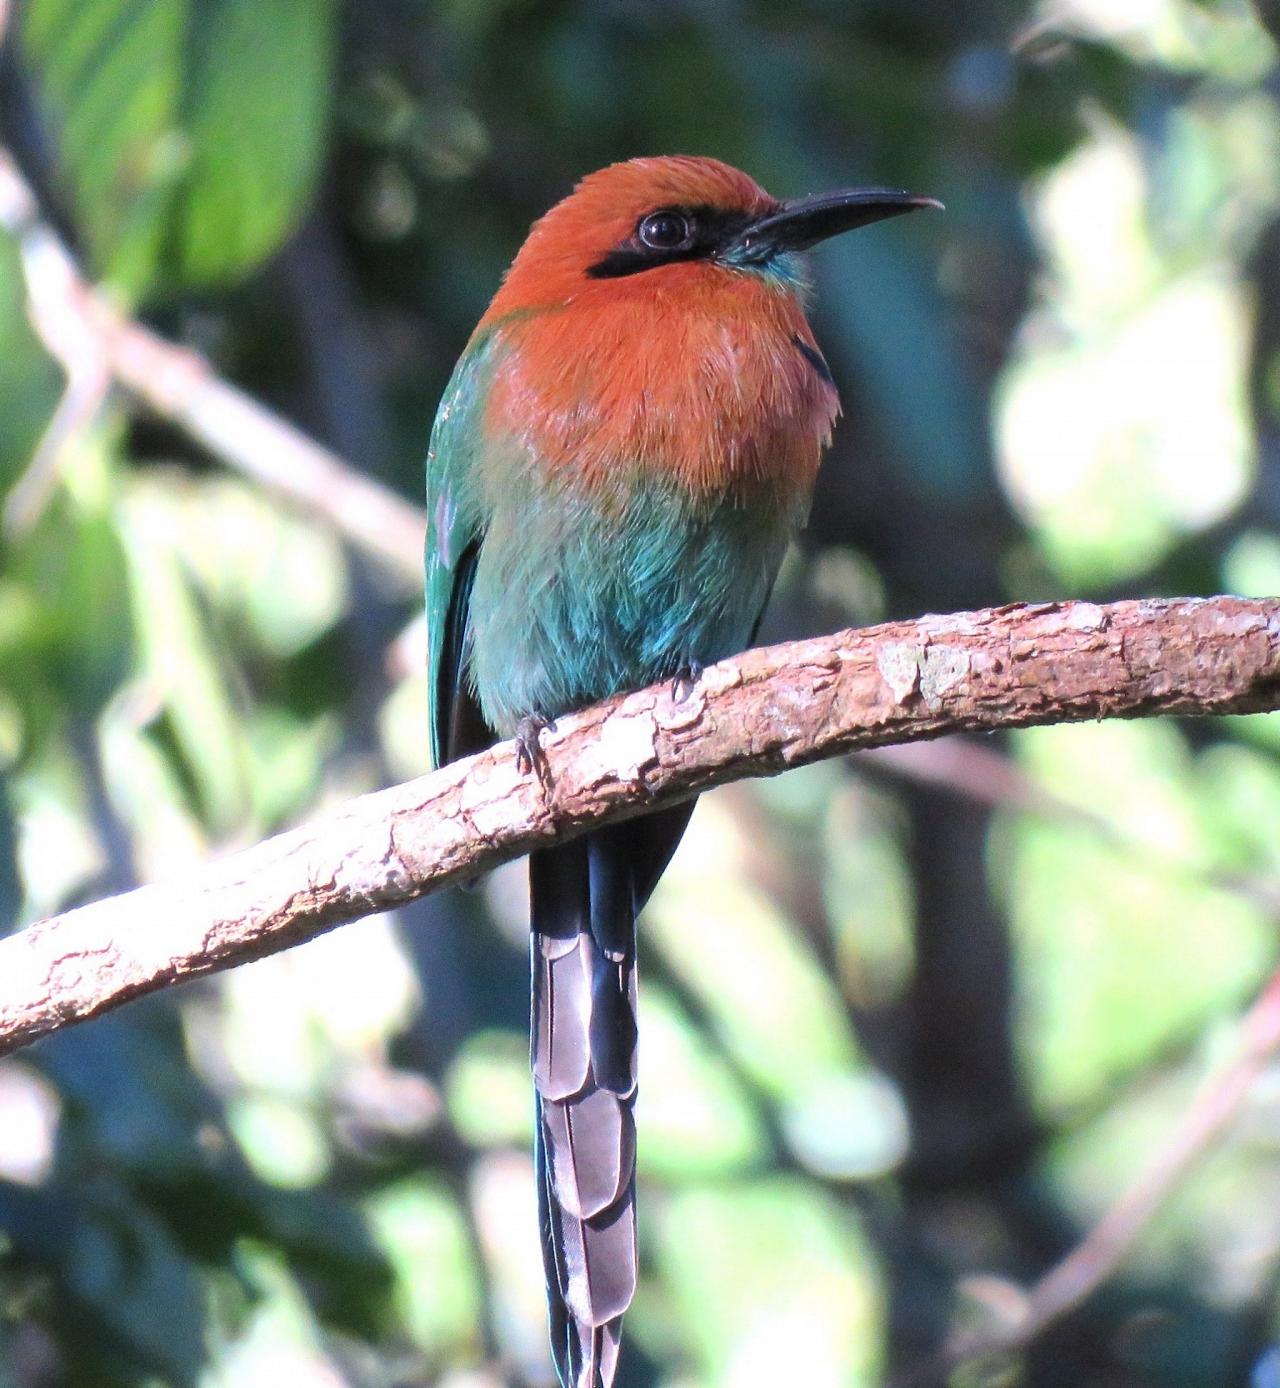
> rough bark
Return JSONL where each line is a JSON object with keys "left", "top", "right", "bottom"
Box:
{"left": 1, "top": 595, "right": 1277, "bottom": 1058}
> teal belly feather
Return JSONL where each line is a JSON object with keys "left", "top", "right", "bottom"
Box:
{"left": 467, "top": 466, "right": 797, "bottom": 735}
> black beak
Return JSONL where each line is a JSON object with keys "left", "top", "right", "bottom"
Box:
{"left": 724, "top": 188, "right": 942, "bottom": 262}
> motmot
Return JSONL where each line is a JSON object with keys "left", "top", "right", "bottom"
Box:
{"left": 425, "top": 156, "right": 938, "bottom": 1387}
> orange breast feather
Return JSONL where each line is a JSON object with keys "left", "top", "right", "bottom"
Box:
{"left": 482, "top": 263, "right": 838, "bottom": 503}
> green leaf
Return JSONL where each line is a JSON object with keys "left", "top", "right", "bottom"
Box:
{"left": 0, "top": 1180, "right": 208, "bottom": 1387}
{"left": 649, "top": 786, "right": 866, "bottom": 1102}
{"left": 365, "top": 1178, "right": 482, "bottom": 1359}
{"left": 445, "top": 1029, "right": 533, "bottom": 1149}
{"left": 120, "top": 487, "right": 251, "bottom": 831}
{"left": 21, "top": 0, "right": 338, "bottom": 297}
{"left": 637, "top": 988, "right": 767, "bottom": 1180}
{"left": 173, "top": 0, "right": 336, "bottom": 285}
{"left": 0, "top": 772, "right": 19, "bottom": 934}
{"left": 0, "top": 232, "right": 63, "bottom": 488}
{"left": 647, "top": 1179, "right": 882, "bottom": 1387}
{"left": 2, "top": 440, "right": 134, "bottom": 723}
{"left": 1002, "top": 723, "right": 1273, "bottom": 1112}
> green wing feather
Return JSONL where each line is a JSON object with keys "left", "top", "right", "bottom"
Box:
{"left": 425, "top": 327, "right": 501, "bottom": 770}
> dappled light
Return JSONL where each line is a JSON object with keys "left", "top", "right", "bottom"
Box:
{"left": 4, "top": 1, "right": 1280, "bottom": 1386}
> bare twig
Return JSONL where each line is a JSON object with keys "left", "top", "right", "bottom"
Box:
{"left": 0, "top": 146, "right": 111, "bottom": 534}
{"left": 859, "top": 739, "right": 1280, "bottom": 918}
{"left": 858, "top": 738, "right": 1075, "bottom": 816}
{"left": 890, "top": 963, "right": 1280, "bottom": 1387}
{"left": 96, "top": 311, "right": 425, "bottom": 582}
{"left": 3, "top": 368, "right": 110, "bottom": 533}
{"left": 0, "top": 594, "right": 1277, "bottom": 1057}
{"left": 0, "top": 147, "right": 425, "bottom": 583}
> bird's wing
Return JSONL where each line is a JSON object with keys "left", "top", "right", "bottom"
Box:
{"left": 426, "top": 330, "right": 500, "bottom": 770}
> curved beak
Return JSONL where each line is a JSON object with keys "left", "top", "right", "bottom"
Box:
{"left": 724, "top": 188, "right": 943, "bottom": 262}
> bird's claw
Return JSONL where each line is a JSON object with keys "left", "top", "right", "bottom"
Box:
{"left": 515, "top": 714, "right": 556, "bottom": 789}
{"left": 670, "top": 661, "right": 704, "bottom": 704}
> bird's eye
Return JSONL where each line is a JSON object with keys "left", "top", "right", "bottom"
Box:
{"left": 638, "top": 211, "right": 693, "bottom": 251}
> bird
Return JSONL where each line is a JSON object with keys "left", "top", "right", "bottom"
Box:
{"left": 425, "top": 155, "right": 938, "bottom": 1387}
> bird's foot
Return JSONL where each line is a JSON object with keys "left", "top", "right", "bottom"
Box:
{"left": 515, "top": 714, "right": 556, "bottom": 789}
{"left": 670, "top": 661, "right": 704, "bottom": 704}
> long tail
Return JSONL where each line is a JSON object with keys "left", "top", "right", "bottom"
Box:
{"left": 529, "top": 804, "right": 695, "bottom": 1388}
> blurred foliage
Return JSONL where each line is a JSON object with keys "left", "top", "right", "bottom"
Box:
{"left": 3, "top": 0, "right": 1280, "bottom": 1385}
{"left": 21, "top": 0, "right": 338, "bottom": 296}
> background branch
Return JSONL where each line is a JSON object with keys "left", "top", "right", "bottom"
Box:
{"left": 1, "top": 593, "right": 1277, "bottom": 1059}
{"left": 860, "top": 738, "right": 1280, "bottom": 917}
{"left": 0, "top": 145, "right": 425, "bottom": 583}
{"left": 3, "top": 3, "right": 1278, "bottom": 1384}
{"left": 891, "top": 962, "right": 1280, "bottom": 1387}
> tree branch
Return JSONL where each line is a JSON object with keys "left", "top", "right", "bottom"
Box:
{"left": 861, "top": 738, "right": 1280, "bottom": 919}
{"left": 0, "top": 146, "right": 425, "bottom": 584}
{"left": 1, "top": 594, "right": 1277, "bottom": 1058}
{"left": 889, "top": 961, "right": 1280, "bottom": 1387}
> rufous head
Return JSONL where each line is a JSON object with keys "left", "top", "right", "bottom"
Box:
{"left": 486, "top": 155, "right": 940, "bottom": 317}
